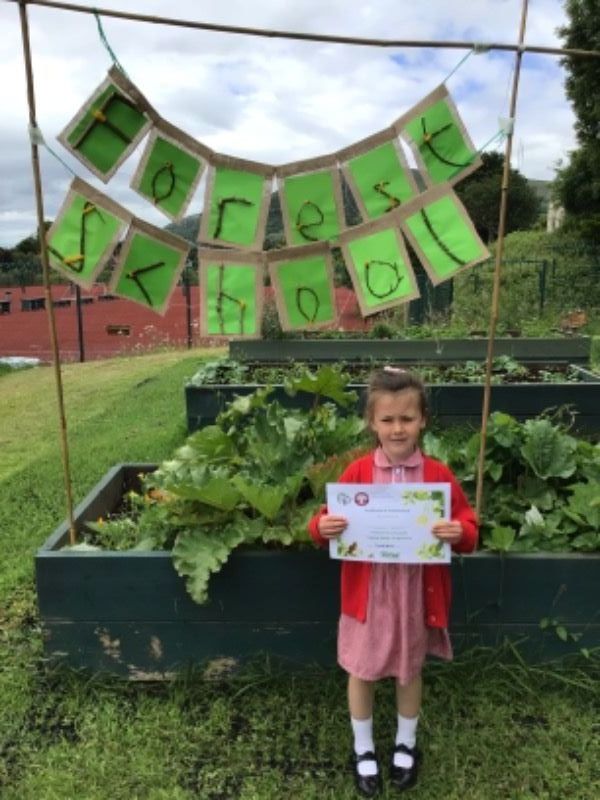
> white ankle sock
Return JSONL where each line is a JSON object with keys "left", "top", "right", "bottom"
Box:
{"left": 351, "top": 716, "right": 378, "bottom": 777}
{"left": 394, "top": 713, "right": 419, "bottom": 768}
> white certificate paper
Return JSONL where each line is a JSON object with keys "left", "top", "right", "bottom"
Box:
{"left": 326, "top": 482, "right": 451, "bottom": 564}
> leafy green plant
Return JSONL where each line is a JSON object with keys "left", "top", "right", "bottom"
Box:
{"left": 369, "top": 321, "right": 395, "bottom": 339}
{"left": 539, "top": 616, "right": 582, "bottom": 645}
{"left": 428, "top": 410, "right": 600, "bottom": 553}
{"left": 188, "top": 357, "right": 584, "bottom": 388}
{"left": 84, "top": 366, "right": 367, "bottom": 603}
{"left": 82, "top": 365, "right": 600, "bottom": 605}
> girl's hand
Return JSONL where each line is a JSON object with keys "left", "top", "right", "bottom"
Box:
{"left": 318, "top": 514, "right": 348, "bottom": 539}
{"left": 431, "top": 519, "right": 463, "bottom": 545}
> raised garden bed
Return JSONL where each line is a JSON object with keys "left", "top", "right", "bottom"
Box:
{"left": 185, "top": 367, "right": 600, "bottom": 433}
{"left": 229, "top": 337, "right": 592, "bottom": 365}
{"left": 36, "top": 464, "right": 600, "bottom": 676}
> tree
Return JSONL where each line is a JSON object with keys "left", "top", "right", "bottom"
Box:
{"left": 554, "top": 0, "right": 600, "bottom": 239}
{"left": 11, "top": 221, "right": 53, "bottom": 255}
{"left": 560, "top": 0, "right": 600, "bottom": 144}
{"left": 0, "top": 224, "right": 52, "bottom": 286}
{"left": 455, "top": 152, "right": 541, "bottom": 243}
{"left": 14, "top": 234, "right": 40, "bottom": 255}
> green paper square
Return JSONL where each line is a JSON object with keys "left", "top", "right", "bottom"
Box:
{"left": 348, "top": 142, "right": 416, "bottom": 219}
{"left": 347, "top": 228, "right": 415, "bottom": 309}
{"left": 113, "top": 233, "right": 182, "bottom": 310}
{"left": 276, "top": 256, "right": 334, "bottom": 328}
{"left": 283, "top": 171, "right": 340, "bottom": 245}
{"left": 47, "top": 193, "right": 122, "bottom": 282}
{"left": 206, "top": 263, "right": 259, "bottom": 335}
{"left": 405, "top": 196, "right": 485, "bottom": 280}
{"left": 67, "top": 84, "right": 147, "bottom": 177}
{"left": 404, "top": 98, "right": 476, "bottom": 184}
{"left": 137, "top": 136, "right": 202, "bottom": 218}
{"left": 207, "top": 168, "right": 265, "bottom": 246}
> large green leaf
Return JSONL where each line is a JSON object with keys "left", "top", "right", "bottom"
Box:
{"left": 186, "top": 425, "right": 237, "bottom": 461}
{"left": 284, "top": 471, "right": 307, "bottom": 504}
{"left": 228, "top": 387, "right": 273, "bottom": 415}
{"left": 284, "top": 365, "right": 356, "bottom": 407}
{"left": 565, "top": 481, "right": 600, "bottom": 529}
{"left": 231, "top": 476, "right": 287, "bottom": 520}
{"left": 166, "top": 476, "right": 241, "bottom": 511}
{"left": 422, "top": 431, "right": 452, "bottom": 465}
{"left": 172, "top": 526, "right": 246, "bottom": 604}
{"left": 488, "top": 526, "right": 516, "bottom": 552}
{"left": 518, "top": 476, "right": 557, "bottom": 510}
{"left": 520, "top": 419, "right": 577, "bottom": 479}
{"left": 570, "top": 531, "right": 600, "bottom": 551}
{"left": 488, "top": 411, "right": 522, "bottom": 450}
{"left": 283, "top": 416, "right": 304, "bottom": 442}
{"left": 261, "top": 524, "right": 295, "bottom": 545}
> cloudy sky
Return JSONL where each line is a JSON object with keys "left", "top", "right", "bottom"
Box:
{"left": 0, "top": 0, "right": 576, "bottom": 247}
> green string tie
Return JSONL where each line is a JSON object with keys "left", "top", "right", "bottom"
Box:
{"left": 93, "top": 10, "right": 129, "bottom": 77}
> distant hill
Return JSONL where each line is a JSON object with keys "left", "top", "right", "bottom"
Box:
{"left": 165, "top": 214, "right": 200, "bottom": 243}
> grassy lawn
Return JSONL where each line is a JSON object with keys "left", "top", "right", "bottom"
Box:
{"left": 1, "top": 348, "right": 599, "bottom": 799}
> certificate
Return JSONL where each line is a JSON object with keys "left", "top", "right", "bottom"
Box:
{"left": 326, "top": 482, "right": 451, "bottom": 564}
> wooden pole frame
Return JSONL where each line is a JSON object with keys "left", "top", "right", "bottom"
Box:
{"left": 475, "top": 0, "right": 530, "bottom": 516}
{"left": 17, "top": 0, "right": 76, "bottom": 544}
{"left": 9, "top": 0, "right": 600, "bottom": 534}
{"left": 4, "top": 0, "right": 600, "bottom": 60}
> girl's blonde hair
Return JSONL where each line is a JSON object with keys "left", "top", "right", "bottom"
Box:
{"left": 364, "top": 367, "right": 429, "bottom": 426}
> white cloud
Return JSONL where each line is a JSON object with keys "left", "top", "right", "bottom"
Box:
{"left": 0, "top": 0, "right": 578, "bottom": 247}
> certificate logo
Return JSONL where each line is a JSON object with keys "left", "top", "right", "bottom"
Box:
{"left": 336, "top": 492, "right": 352, "bottom": 505}
{"left": 354, "top": 492, "right": 369, "bottom": 506}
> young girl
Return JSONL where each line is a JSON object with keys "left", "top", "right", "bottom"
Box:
{"left": 308, "top": 367, "right": 478, "bottom": 796}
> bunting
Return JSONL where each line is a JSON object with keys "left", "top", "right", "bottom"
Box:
{"left": 46, "top": 177, "right": 131, "bottom": 289}
{"left": 399, "top": 184, "right": 489, "bottom": 284}
{"left": 198, "top": 155, "right": 274, "bottom": 250}
{"left": 131, "top": 118, "right": 211, "bottom": 222}
{"left": 266, "top": 242, "right": 336, "bottom": 331}
{"left": 338, "top": 127, "right": 418, "bottom": 221}
{"left": 277, "top": 153, "right": 345, "bottom": 246}
{"left": 397, "top": 84, "right": 482, "bottom": 187}
{"left": 58, "top": 67, "right": 153, "bottom": 182}
{"left": 339, "top": 215, "right": 420, "bottom": 317}
{"left": 109, "top": 220, "right": 189, "bottom": 314}
{"left": 52, "top": 69, "right": 493, "bottom": 329}
{"left": 199, "top": 248, "right": 264, "bottom": 338}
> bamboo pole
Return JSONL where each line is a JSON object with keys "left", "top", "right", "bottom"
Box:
{"left": 18, "top": 0, "right": 76, "bottom": 544}
{"left": 474, "top": 0, "right": 530, "bottom": 517}
{"left": 5, "top": 0, "right": 600, "bottom": 60}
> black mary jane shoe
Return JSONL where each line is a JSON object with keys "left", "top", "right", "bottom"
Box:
{"left": 350, "top": 750, "right": 381, "bottom": 798}
{"left": 389, "top": 743, "right": 421, "bottom": 791}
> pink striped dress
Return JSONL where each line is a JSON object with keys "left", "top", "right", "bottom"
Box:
{"left": 337, "top": 446, "right": 452, "bottom": 685}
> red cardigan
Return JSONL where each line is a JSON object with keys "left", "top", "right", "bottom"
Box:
{"left": 308, "top": 453, "right": 478, "bottom": 628}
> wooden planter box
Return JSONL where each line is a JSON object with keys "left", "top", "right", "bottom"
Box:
{"left": 36, "top": 465, "right": 600, "bottom": 676}
{"left": 185, "top": 368, "right": 600, "bottom": 433}
{"left": 229, "top": 337, "right": 592, "bottom": 365}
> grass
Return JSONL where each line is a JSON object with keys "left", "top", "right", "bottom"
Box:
{"left": 1, "top": 348, "right": 599, "bottom": 799}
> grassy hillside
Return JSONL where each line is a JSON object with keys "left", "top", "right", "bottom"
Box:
{"left": 451, "top": 229, "right": 600, "bottom": 335}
